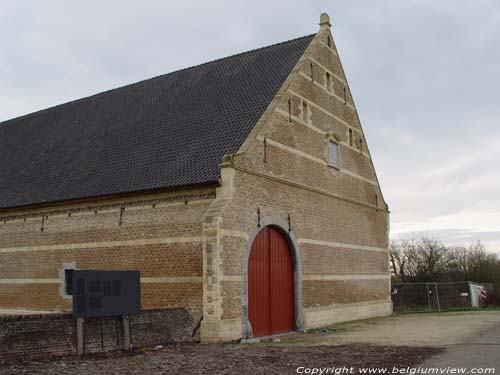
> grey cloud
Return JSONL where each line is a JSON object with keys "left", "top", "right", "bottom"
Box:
{"left": 1, "top": 1, "right": 499, "bottom": 251}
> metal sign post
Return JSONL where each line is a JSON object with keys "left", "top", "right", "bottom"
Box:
{"left": 76, "top": 318, "right": 85, "bottom": 356}
{"left": 122, "top": 315, "right": 131, "bottom": 351}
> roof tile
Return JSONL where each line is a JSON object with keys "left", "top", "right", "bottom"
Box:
{"left": 0, "top": 34, "right": 314, "bottom": 209}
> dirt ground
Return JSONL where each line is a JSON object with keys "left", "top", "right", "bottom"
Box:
{"left": 2, "top": 311, "right": 499, "bottom": 375}
{"left": 1, "top": 344, "right": 441, "bottom": 375}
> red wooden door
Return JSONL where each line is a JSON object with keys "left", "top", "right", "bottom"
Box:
{"left": 248, "top": 226, "right": 294, "bottom": 337}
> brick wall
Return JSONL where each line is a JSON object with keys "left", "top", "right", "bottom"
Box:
{"left": 0, "top": 188, "right": 214, "bottom": 311}
{"left": 0, "top": 308, "right": 197, "bottom": 363}
{"left": 0, "top": 314, "right": 74, "bottom": 362}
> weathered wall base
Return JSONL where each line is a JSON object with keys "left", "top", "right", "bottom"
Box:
{"left": 200, "top": 318, "right": 242, "bottom": 343}
{"left": 0, "top": 308, "right": 198, "bottom": 363}
{"left": 304, "top": 300, "right": 392, "bottom": 328}
{"left": 209, "top": 301, "right": 392, "bottom": 340}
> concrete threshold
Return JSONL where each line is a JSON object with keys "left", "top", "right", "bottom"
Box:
{"left": 241, "top": 330, "right": 298, "bottom": 344}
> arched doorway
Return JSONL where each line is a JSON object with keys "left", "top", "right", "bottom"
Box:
{"left": 248, "top": 226, "right": 295, "bottom": 337}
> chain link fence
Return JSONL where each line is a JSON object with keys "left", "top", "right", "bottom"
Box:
{"left": 391, "top": 281, "right": 487, "bottom": 313}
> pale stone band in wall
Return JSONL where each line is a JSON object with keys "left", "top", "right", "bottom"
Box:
{"left": 0, "top": 236, "right": 204, "bottom": 253}
{"left": 298, "top": 72, "right": 355, "bottom": 111}
{"left": 233, "top": 165, "right": 380, "bottom": 211}
{"left": 0, "top": 277, "right": 203, "bottom": 284}
{"left": 318, "top": 40, "right": 339, "bottom": 57}
{"left": 256, "top": 135, "right": 379, "bottom": 186}
{"left": 141, "top": 277, "right": 203, "bottom": 283}
{"left": 0, "top": 279, "right": 61, "bottom": 284}
{"left": 302, "top": 274, "right": 390, "bottom": 281}
{"left": 222, "top": 232, "right": 387, "bottom": 253}
{"left": 276, "top": 108, "right": 327, "bottom": 136}
{"left": 219, "top": 229, "right": 249, "bottom": 240}
{"left": 298, "top": 238, "right": 387, "bottom": 252}
{"left": 274, "top": 109, "right": 371, "bottom": 159}
{"left": 308, "top": 56, "right": 345, "bottom": 85}
{"left": 221, "top": 276, "right": 243, "bottom": 282}
{"left": 288, "top": 89, "right": 360, "bottom": 132}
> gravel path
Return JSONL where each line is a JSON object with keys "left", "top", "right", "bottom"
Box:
{"left": 421, "top": 321, "right": 500, "bottom": 370}
{"left": 280, "top": 312, "right": 500, "bottom": 347}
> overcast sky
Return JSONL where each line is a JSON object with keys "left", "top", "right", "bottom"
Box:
{"left": 1, "top": 1, "right": 499, "bottom": 252}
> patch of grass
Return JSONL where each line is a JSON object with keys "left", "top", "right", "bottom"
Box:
{"left": 394, "top": 306, "right": 500, "bottom": 315}
{"left": 452, "top": 306, "right": 500, "bottom": 311}
{"left": 394, "top": 305, "right": 436, "bottom": 314}
{"left": 306, "top": 326, "right": 346, "bottom": 334}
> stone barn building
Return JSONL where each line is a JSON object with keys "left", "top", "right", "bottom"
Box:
{"left": 0, "top": 14, "right": 391, "bottom": 342}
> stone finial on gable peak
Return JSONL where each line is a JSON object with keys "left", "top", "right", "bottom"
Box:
{"left": 319, "top": 12, "right": 331, "bottom": 29}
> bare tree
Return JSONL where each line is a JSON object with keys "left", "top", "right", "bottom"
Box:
{"left": 389, "top": 237, "right": 499, "bottom": 283}
{"left": 390, "top": 238, "right": 419, "bottom": 282}
{"left": 447, "top": 241, "right": 497, "bottom": 282}
{"left": 389, "top": 239, "right": 404, "bottom": 281}
{"left": 414, "top": 237, "right": 447, "bottom": 281}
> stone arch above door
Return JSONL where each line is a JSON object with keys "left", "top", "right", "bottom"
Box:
{"left": 241, "top": 214, "right": 304, "bottom": 338}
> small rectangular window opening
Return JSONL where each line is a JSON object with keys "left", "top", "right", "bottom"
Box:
{"left": 328, "top": 141, "right": 339, "bottom": 167}
{"left": 349, "top": 128, "right": 353, "bottom": 147}
{"left": 263, "top": 137, "right": 267, "bottom": 163}
{"left": 302, "top": 101, "right": 308, "bottom": 123}
{"left": 65, "top": 269, "right": 74, "bottom": 296}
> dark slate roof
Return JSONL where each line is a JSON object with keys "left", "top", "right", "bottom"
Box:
{"left": 0, "top": 34, "right": 314, "bottom": 209}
